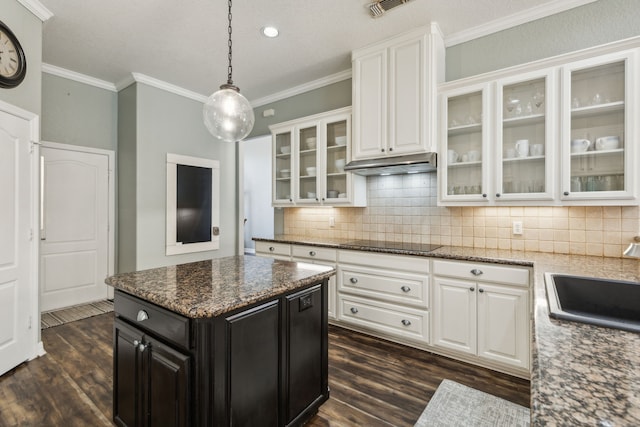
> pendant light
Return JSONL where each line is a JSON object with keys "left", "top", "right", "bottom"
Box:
{"left": 203, "top": 0, "right": 255, "bottom": 142}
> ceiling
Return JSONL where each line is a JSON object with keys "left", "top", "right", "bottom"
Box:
{"left": 39, "top": 0, "right": 593, "bottom": 103}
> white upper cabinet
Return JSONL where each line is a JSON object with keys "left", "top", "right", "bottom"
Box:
{"left": 439, "top": 42, "right": 639, "bottom": 206}
{"left": 352, "top": 24, "right": 444, "bottom": 160}
{"left": 560, "top": 50, "right": 637, "bottom": 203}
{"left": 270, "top": 107, "right": 366, "bottom": 207}
{"left": 440, "top": 82, "right": 491, "bottom": 204}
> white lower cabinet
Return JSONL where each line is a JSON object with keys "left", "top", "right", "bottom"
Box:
{"left": 432, "top": 260, "right": 530, "bottom": 373}
{"left": 292, "top": 245, "right": 337, "bottom": 320}
{"left": 337, "top": 250, "right": 430, "bottom": 345}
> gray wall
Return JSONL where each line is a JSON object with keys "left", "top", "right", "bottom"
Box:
{"left": 446, "top": 0, "right": 640, "bottom": 81}
{"left": 129, "top": 83, "right": 238, "bottom": 271}
{"left": 0, "top": 0, "right": 42, "bottom": 115}
{"left": 42, "top": 73, "right": 117, "bottom": 150}
{"left": 248, "top": 79, "right": 352, "bottom": 138}
{"left": 117, "top": 85, "right": 137, "bottom": 273}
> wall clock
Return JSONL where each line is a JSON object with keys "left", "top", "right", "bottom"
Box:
{"left": 0, "top": 20, "right": 27, "bottom": 89}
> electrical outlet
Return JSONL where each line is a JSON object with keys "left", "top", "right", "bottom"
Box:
{"left": 512, "top": 221, "right": 523, "bottom": 235}
{"left": 329, "top": 216, "right": 335, "bottom": 227}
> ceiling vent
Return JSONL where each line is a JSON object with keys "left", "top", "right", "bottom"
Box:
{"left": 369, "top": 0, "right": 412, "bottom": 17}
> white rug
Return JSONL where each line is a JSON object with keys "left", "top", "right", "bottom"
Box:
{"left": 414, "top": 379, "right": 530, "bottom": 427}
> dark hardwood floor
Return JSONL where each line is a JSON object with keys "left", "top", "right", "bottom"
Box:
{"left": 0, "top": 313, "right": 529, "bottom": 426}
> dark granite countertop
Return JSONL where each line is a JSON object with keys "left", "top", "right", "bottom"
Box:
{"left": 254, "top": 235, "right": 640, "bottom": 426}
{"left": 105, "top": 255, "right": 335, "bottom": 318}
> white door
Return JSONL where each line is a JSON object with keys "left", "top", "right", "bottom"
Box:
{"left": 477, "top": 283, "right": 529, "bottom": 370}
{"left": 433, "top": 277, "right": 477, "bottom": 355}
{"left": 0, "top": 105, "right": 37, "bottom": 376}
{"left": 40, "top": 145, "right": 110, "bottom": 311}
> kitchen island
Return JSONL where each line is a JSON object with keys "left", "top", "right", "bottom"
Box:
{"left": 105, "top": 255, "right": 335, "bottom": 427}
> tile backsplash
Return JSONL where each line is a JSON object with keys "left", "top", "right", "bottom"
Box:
{"left": 283, "top": 173, "right": 640, "bottom": 258}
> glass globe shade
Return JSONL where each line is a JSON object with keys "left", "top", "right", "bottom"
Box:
{"left": 203, "top": 86, "right": 255, "bottom": 142}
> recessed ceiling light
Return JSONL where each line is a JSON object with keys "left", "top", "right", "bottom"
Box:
{"left": 261, "top": 26, "right": 279, "bottom": 38}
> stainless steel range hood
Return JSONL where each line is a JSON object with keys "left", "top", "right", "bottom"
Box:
{"left": 343, "top": 152, "right": 437, "bottom": 176}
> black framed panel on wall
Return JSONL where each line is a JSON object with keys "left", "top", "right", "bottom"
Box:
{"left": 166, "top": 153, "right": 220, "bottom": 255}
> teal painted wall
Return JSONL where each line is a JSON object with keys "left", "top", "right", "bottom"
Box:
{"left": 0, "top": 0, "right": 42, "bottom": 116}
{"left": 42, "top": 73, "right": 117, "bottom": 150}
{"left": 131, "top": 83, "right": 238, "bottom": 271}
{"left": 117, "top": 84, "right": 137, "bottom": 273}
{"left": 446, "top": 0, "right": 640, "bottom": 81}
{"left": 248, "top": 79, "right": 352, "bottom": 138}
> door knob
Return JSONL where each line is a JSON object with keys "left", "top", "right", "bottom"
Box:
{"left": 479, "top": 288, "right": 485, "bottom": 293}
{"left": 137, "top": 310, "right": 149, "bottom": 321}
{"left": 350, "top": 307, "right": 358, "bottom": 314}
{"left": 400, "top": 286, "right": 411, "bottom": 292}
{"left": 309, "top": 251, "right": 316, "bottom": 256}
{"left": 350, "top": 277, "right": 358, "bottom": 284}
{"left": 401, "top": 319, "right": 411, "bottom": 326}
{"left": 469, "top": 287, "right": 475, "bottom": 292}
{"left": 470, "top": 269, "right": 483, "bottom": 276}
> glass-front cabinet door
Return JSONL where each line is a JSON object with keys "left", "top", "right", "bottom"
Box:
{"left": 272, "top": 128, "right": 294, "bottom": 205}
{"left": 296, "top": 123, "right": 320, "bottom": 204}
{"left": 323, "top": 115, "right": 350, "bottom": 204}
{"left": 440, "top": 83, "right": 490, "bottom": 203}
{"left": 561, "top": 51, "right": 636, "bottom": 202}
{"left": 495, "top": 69, "right": 555, "bottom": 201}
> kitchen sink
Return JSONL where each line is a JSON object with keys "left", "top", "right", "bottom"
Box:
{"left": 545, "top": 273, "right": 640, "bottom": 333}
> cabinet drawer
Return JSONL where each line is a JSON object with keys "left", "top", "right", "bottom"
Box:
{"left": 291, "top": 245, "right": 337, "bottom": 262}
{"left": 432, "top": 259, "right": 529, "bottom": 287}
{"left": 115, "top": 291, "right": 190, "bottom": 350}
{"left": 255, "top": 241, "right": 291, "bottom": 258}
{"left": 338, "top": 250, "right": 429, "bottom": 274}
{"left": 338, "top": 265, "right": 428, "bottom": 308}
{"left": 338, "top": 295, "right": 428, "bottom": 343}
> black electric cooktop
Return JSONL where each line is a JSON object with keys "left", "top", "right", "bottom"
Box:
{"left": 339, "top": 240, "right": 442, "bottom": 253}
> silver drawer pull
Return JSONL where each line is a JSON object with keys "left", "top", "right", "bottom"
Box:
{"left": 137, "top": 310, "right": 149, "bottom": 322}
{"left": 469, "top": 287, "right": 475, "bottom": 292}
{"left": 470, "top": 268, "right": 483, "bottom": 276}
{"left": 269, "top": 246, "right": 275, "bottom": 252}
{"left": 350, "top": 307, "right": 358, "bottom": 314}
{"left": 350, "top": 277, "right": 358, "bottom": 284}
{"left": 309, "top": 251, "right": 316, "bottom": 256}
{"left": 400, "top": 285, "right": 411, "bottom": 293}
{"left": 401, "top": 319, "right": 411, "bottom": 326}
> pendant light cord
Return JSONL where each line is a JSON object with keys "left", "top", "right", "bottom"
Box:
{"left": 227, "top": 0, "right": 233, "bottom": 85}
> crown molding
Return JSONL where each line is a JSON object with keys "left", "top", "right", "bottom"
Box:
{"left": 250, "top": 69, "right": 352, "bottom": 108}
{"left": 444, "top": 0, "right": 598, "bottom": 47}
{"left": 129, "top": 73, "right": 209, "bottom": 103}
{"left": 42, "top": 63, "right": 117, "bottom": 92}
{"left": 115, "top": 75, "right": 136, "bottom": 92}
{"left": 17, "top": 0, "right": 53, "bottom": 21}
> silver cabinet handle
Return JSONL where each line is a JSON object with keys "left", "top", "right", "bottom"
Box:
{"left": 133, "top": 340, "right": 147, "bottom": 352}
{"left": 479, "top": 288, "right": 484, "bottom": 293}
{"left": 309, "top": 251, "right": 316, "bottom": 256}
{"left": 401, "top": 319, "right": 411, "bottom": 326}
{"left": 137, "top": 310, "right": 149, "bottom": 322}
{"left": 269, "top": 246, "right": 275, "bottom": 252}
{"left": 400, "top": 285, "right": 411, "bottom": 293}
{"left": 350, "top": 277, "right": 358, "bottom": 284}
{"left": 469, "top": 287, "right": 475, "bottom": 292}
{"left": 470, "top": 269, "right": 483, "bottom": 276}
{"left": 350, "top": 307, "right": 358, "bottom": 314}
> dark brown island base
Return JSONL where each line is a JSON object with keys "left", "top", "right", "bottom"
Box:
{"left": 105, "top": 255, "right": 335, "bottom": 427}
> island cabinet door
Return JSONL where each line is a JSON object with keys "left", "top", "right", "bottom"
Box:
{"left": 113, "top": 318, "right": 191, "bottom": 427}
{"left": 114, "top": 319, "right": 144, "bottom": 427}
{"left": 218, "top": 300, "right": 281, "bottom": 427}
{"left": 283, "top": 283, "right": 329, "bottom": 426}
